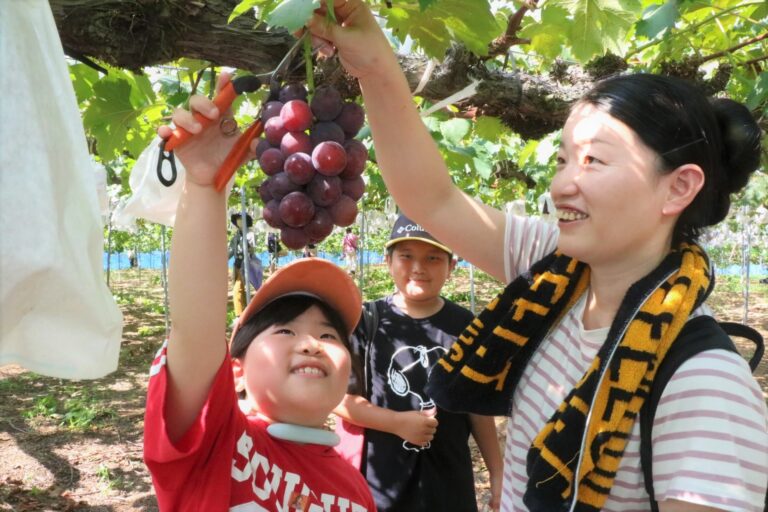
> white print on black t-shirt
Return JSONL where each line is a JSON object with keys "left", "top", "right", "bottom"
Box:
{"left": 231, "top": 431, "right": 369, "bottom": 512}
{"left": 386, "top": 344, "right": 447, "bottom": 452}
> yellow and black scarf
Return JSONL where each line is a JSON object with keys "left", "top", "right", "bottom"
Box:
{"left": 425, "top": 242, "right": 713, "bottom": 511}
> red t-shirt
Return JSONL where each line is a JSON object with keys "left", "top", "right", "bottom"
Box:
{"left": 144, "top": 342, "right": 376, "bottom": 512}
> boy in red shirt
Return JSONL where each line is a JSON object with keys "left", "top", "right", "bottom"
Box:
{"left": 144, "top": 74, "right": 375, "bottom": 512}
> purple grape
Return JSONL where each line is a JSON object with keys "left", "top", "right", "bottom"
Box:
{"left": 284, "top": 152, "right": 315, "bottom": 185}
{"left": 281, "top": 100, "right": 313, "bottom": 132}
{"left": 279, "top": 191, "right": 315, "bottom": 228}
{"left": 264, "top": 116, "right": 287, "bottom": 146}
{"left": 307, "top": 174, "right": 342, "bottom": 207}
{"left": 279, "top": 83, "right": 308, "bottom": 103}
{"left": 341, "top": 176, "right": 365, "bottom": 201}
{"left": 254, "top": 137, "right": 273, "bottom": 160}
{"left": 303, "top": 207, "right": 334, "bottom": 241}
{"left": 281, "top": 131, "right": 312, "bottom": 156}
{"left": 310, "top": 85, "right": 343, "bottom": 121}
{"left": 263, "top": 200, "right": 285, "bottom": 229}
{"left": 257, "top": 180, "right": 273, "bottom": 202}
{"left": 261, "top": 101, "right": 284, "bottom": 122}
{"left": 329, "top": 195, "right": 358, "bottom": 227}
{"left": 339, "top": 139, "right": 367, "bottom": 179}
{"left": 268, "top": 172, "right": 301, "bottom": 200}
{"left": 280, "top": 227, "right": 310, "bottom": 250}
{"left": 310, "top": 121, "right": 345, "bottom": 147}
{"left": 258, "top": 148, "right": 285, "bottom": 176}
{"left": 335, "top": 102, "right": 365, "bottom": 138}
{"left": 312, "top": 141, "right": 347, "bottom": 176}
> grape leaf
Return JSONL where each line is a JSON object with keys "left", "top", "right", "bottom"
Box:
{"left": 267, "top": 0, "right": 319, "bottom": 32}
{"left": 385, "top": 0, "right": 500, "bottom": 58}
{"left": 440, "top": 118, "right": 471, "bottom": 144}
{"left": 69, "top": 63, "right": 100, "bottom": 105}
{"left": 746, "top": 72, "right": 768, "bottom": 111}
{"left": 473, "top": 116, "right": 506, "bottom": 140}
{"left": 636, "top": 0, "right": 680, "bottom": 39}
{"left": 517, "top": 140, "right": 539, "bottom": 168}
{"left": 83, "top": 76, "right": 157, "bottom": 160}
{"left": 472, "top": 156, "right": 493, "bottom": 180}
{"left": 229, "top": 0, "right": 262, "bottom": 23}
{"left": 549, "top": 0, "right": 642, "bottom": 62}
{"left": 520, "top": 5, "right": 570, "bottom": 60}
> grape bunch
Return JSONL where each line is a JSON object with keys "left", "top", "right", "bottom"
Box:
{"left": 254, "top": 83, "right": 367, "bottom": 250}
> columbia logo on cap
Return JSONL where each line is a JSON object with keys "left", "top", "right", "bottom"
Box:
{"left": 386, "top": 214, "right": 452, "bottom": 255}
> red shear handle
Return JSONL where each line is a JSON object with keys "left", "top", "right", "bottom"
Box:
{"left": 163, "top": 82, "right": 239, "bottom": 152}
{"left": 213, "top": 119, "right": 264, "bottom": 192}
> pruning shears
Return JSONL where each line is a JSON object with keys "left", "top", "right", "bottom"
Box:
{"left": 156, "top": 34, "right": 307, "bottom": 191}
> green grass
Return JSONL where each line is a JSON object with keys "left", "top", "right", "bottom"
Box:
{"left": 137, "top": 325, "right": 166, "bottom": 337}
{"left": 714, "top": 275, "right": 768, "bottom": 294}
{"left": 23, "top": 388, "right": 117, "bottom": 431}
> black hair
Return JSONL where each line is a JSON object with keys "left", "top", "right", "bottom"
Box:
{"left": 230, "top": 295, "right": 362, "bottom": 394}
{"left": 579, "top": 74, "right": 762, "bottom": 244}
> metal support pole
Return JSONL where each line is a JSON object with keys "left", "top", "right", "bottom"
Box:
{"left": 161, "top": 225, "right": 170, "bottom": 338}
{"left": 106, "top": 203, "right": 113, "bottom": 288}
{"left": 469, "top": 262, "right": 476, "bottom": 315}
{"left": 742, "top": 208, "right": 750, "bottom": 324}
{"left": 240, "top": 186, "right": 251, "bottom": 304}
{"left": 358, "top": 206, "right": 366, "bottom": 291}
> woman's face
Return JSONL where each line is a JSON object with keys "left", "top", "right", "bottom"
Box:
{"left": 551, "top": 103, "right": 677, "bottom": 267}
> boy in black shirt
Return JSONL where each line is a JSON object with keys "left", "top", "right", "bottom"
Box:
{"left": 335, "top": 214, "right": 503, "bottom": 511}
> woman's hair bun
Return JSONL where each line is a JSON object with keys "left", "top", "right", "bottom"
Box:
{"left": 710, "top": 98, "right": 762, "bottom": 194}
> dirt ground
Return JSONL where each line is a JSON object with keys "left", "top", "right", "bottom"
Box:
{"left": 1, "top": 268, "right": 766, "bottom": 511}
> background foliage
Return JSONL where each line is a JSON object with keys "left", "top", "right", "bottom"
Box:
{"left": 65, "top": 0, "right": 767, "bottom": 258}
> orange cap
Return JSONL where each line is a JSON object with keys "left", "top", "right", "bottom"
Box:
{"left": 231, "top": 258, "right": 361, "bottom": 341}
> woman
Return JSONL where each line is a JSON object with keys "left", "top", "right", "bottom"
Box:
{"left": 306, "top": 2, "right": 768, "bottom": 511}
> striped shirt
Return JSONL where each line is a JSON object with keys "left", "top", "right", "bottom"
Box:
{"left": 501, "top": 213, "right": 768, "bottom": 512}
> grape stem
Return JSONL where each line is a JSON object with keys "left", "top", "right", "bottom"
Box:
{"left": 304, "top": 33, "right": 315, "bottom": 99}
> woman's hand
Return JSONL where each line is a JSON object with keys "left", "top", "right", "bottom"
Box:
{"left": 157, "top": 72, "right": 246, "bottom": 187}
{"left": 306, "top": 0, "right": 399, "bottom": 81}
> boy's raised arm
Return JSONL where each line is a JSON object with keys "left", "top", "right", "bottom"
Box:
{"left": 157, "top": 75, "right": 239, "bottom": 441}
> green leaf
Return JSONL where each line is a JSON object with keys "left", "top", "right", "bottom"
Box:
{"left": 746, "top": 72, "right": 768, "bottom": 111}
{"left": 520, "top": 5, "right": 570, "bottom": 60}
{"left": 472, "top": 157, "right": 493, "bottom": 179}
{"left": 69, "top": 63, "right": 100, "bottom": 105}
{"left": 228, "top": 0, "right": 263, "bottom": 23}
{"left": 83, "top": 75, "right": 157, "bottom": 160}
{"left": 517, "top": 140, "right": 539, "bottom": 168}
{"left": 385, "top": 0, "right": 500, "bottom": 58}
{"left": 473, "top": 116, "right": 506, "bottom": 140}
{"left": 549, "top": 0, "right": 642, "bottom": 62}
{"left": 440, "top": 118, "right": 471, "bottom": 144}
{"left": 267, "top": 0, "right": 319, "bottom": 32}
{"left": 636, "top": 1, "right": 680, "bottom": 39}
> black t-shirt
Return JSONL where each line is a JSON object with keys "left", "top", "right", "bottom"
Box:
{"left": 351, "top": 295, "right": 477, "bottom": 512}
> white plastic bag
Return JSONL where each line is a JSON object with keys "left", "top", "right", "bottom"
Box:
{"left": 112, "top": 136, "right": 187, "bottom": 227}
{"left": 0, "top": 0, "right": 123, "bottom": 379}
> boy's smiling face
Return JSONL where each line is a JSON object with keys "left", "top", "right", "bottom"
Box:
{"left": 234, "top": 305, "right": 351, "bottom": 427}
{"left": 386, "top": 240, "right": 455, "bottom": 304}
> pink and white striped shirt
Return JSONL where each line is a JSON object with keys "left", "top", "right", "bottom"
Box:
{"left": 500, "top": 213, "right": 768, "bottom": 512}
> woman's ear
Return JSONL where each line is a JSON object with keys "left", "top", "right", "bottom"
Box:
{"left": 232, "top": 358, "right": 246, "bottom": 393}
{"left": 662, "top": 164, "right": 705, "bottom": 216}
